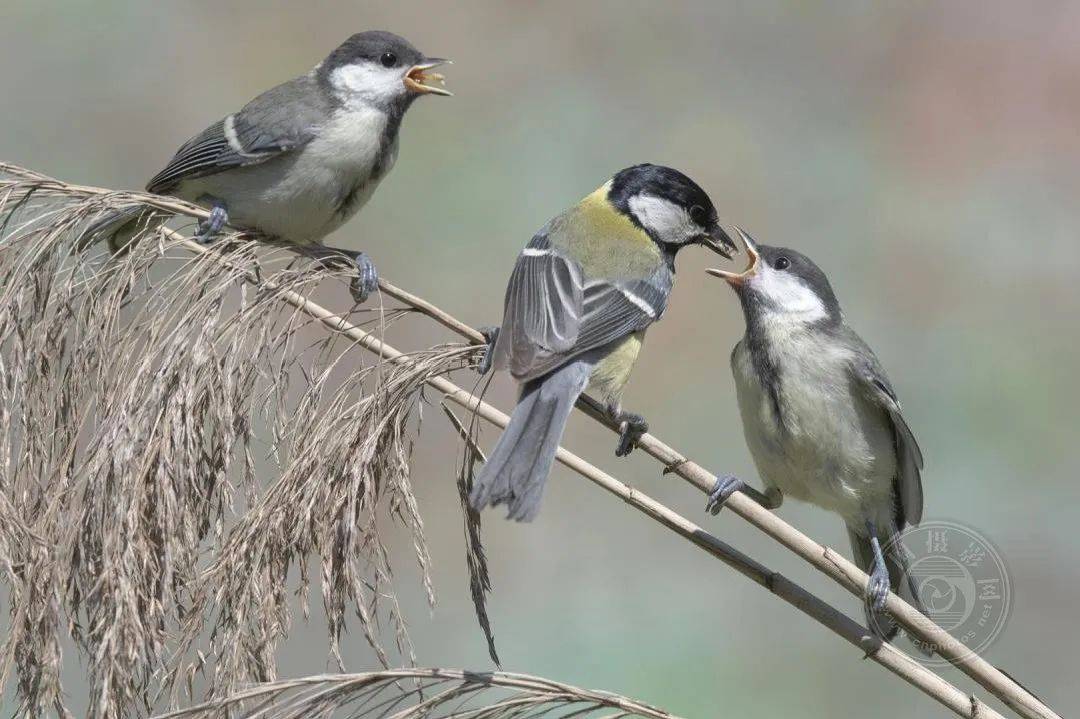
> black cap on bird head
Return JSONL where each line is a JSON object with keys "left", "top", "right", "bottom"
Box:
{"left": 707, "top": 227, "right": 842, "bottom": 326}
{"left": 608, "top": 164, "right": 736, "bottom": 258}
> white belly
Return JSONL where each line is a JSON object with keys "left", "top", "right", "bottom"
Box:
{"left": 731, "top": 332, "right": 896, "bottom": 525}
{"left": 177, "top": 105, "right": 397, "bottom": 244}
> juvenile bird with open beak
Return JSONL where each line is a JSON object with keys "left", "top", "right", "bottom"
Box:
{"left": 470, "top": 164, "right": 736, "bottom": 522}
{"left": 706, "top": 228, "right": 926, "bottom": 641}
{"left": 84, "top": 31, "right": 450, "bottom": 303}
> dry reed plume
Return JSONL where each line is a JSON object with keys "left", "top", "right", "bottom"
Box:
{"left": 0, "top": 164, "right": 1061, "bottom": 719}
{"left": 151, "top": 668, "right": 681, "bottom": 719}
{"left": 0, "top": 164, "right": 480, "bottom": 716}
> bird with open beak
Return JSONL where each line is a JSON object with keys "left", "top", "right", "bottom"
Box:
{"left": 470, "top": 164, "right": 736, "bottom": 522}
{"left": 83, "top": 31, "right": 450, "bottom": 304}
{"left": 706, "top": 228, "right": 927, "bottom": 642}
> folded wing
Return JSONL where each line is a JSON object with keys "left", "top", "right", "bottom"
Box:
{"left": 494, "top": 227, "right": 671, "bottom": 382}
{"left": 146, "top": 77, "right": 325, "bottom": 194}
{"left": 848, "top": 334, "right": 924, "bottom": 526}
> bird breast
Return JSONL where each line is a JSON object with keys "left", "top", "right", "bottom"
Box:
{"left": 587, "top": 332, "right": 645, "bottom": 406}
{"left": 731, "top": 327, "right": 896, "bottom": 522}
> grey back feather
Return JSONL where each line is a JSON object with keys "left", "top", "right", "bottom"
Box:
{"left": 496, "top": 229, "right": 583, "bottom": 377}
{"left": 492, "top": 223, "right": 672, "bottom": 383}
{"left": 146, "top": 74, "right": 330, "bottom": 194}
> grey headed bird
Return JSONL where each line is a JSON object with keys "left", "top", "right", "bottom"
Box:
{"left": 84, "top": 31, "right": 450, "bottom": 303}
{"left": 704, "top": 228, "right": 926, "bottom": 641}
{"left": 469, "top": 164, "right": 737, "bottom": 522}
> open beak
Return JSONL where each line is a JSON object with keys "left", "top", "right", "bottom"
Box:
{"left": 700, "top": 223, "right": 738, "bottom": 259}
{"left": 404, "top": 58, "right": 452, "bottom": 96}
{"left": 705, "top": 226, "right": 759, "bottom": 285}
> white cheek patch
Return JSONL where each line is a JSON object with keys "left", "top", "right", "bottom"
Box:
{"left": 330, "top": 63, "right": 405, "bottom": 107}
{"left": 752, "top": 264, "right": 828, "bottom": 323}
{"left": 627, "top": 194, "right": 699, "bottom": 245}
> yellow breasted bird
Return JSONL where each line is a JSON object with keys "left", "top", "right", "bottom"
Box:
{"left": 469, "top": 164, "right": 736, "bottom": 521}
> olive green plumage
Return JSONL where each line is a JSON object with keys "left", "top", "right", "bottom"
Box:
{"left": 470, "top": 164, "right": 734, "bottom": 521}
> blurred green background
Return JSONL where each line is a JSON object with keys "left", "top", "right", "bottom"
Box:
{"left": 2, "top": 1, "right": 1078, "bottom": 716}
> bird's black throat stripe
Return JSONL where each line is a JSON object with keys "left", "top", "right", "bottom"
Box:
{"left": 739, "top": 292, "right": 787, "bottom": 433}
{"left": 335, "top": 111, "right": 404, "bottom": 218}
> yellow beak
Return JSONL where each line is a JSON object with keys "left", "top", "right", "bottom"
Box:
{"left": 404, "top": 58, "right": 452, "bottom": 96}
{"left": 705, "top": 226, "right": 759, "bottom": 285}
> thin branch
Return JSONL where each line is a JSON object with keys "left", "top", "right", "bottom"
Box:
{"left": 151, "top": 668, "right": 683, "bottom": 719}
{"left": 379, "top": 258, "right": 1056, "bottom": 719}
{"left": 111, "top": 221, "right": 996, "bottom": 719}
{"left": 378, "top": 269, "right": 1055, "bottom": 717}
{"left": 0, "top": 164, "right": 1057, "bottom": 719}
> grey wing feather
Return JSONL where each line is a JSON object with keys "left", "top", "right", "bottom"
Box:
{"left": 847, "top": 331, "right": 924, "bottom": 526}
{"left": 494, "top": 228, "right": 669, "bottom": 382}
{"left": 146, "top": 75, "right": 326, "bottom": 194}
{"left": 578, "top": 276, "right": 668, "bottom": 346}
{"left": 146, "top": 120, "right": 233, "bottom": 193}
{"left": 496, "top": 231, "right": 584, "bottom": 378}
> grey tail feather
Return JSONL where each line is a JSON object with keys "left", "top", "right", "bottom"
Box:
{"left": 848, "top": 522, "right": 929, "bottom": 651}
{"left": 76, "top": 205, "right": 155, "bottom": 254}
{"left": 469, "top": 359, "right": 592, "bottom": 522}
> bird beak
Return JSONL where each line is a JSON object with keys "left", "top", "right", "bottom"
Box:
{"left": 705, "top": 226, "right": 759, "bottom": 285}
{"left": 699, "top": 223, "right": 738, "bottom": 259}
{"left": 405, "top": 58, "right": 452, "bottom": 96}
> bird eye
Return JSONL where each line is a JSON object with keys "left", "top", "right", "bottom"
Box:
{"left": 774, "top": 256, "right": 790, "bottom": 270}
{"left": 689, "top": 205, "right": 707, "bottom": 225}
{"left": 380, "top": 52, "right": 397, "bottom": 67}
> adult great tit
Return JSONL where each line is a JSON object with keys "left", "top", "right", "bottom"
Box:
{"left": 705, "top": 229, "right": 926, "bottom": 641}
{"left": 85, "top": 31, "right": 450, "bottom": 303}
{"left": 469, "top": 164, "right": 736, "bottom": 522}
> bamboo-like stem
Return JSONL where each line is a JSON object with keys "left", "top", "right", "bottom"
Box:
{"left": 378, "top": 288, "right": 1054, "bottom": 719}
{"left": 0, "top": 165, "right": 1056, "bottom": 719}
{"left": 166, "top": 234, "right": 999, "bottom": 719}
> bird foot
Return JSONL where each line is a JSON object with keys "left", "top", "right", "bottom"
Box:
{"left": 867, "top": 555, "right": 890, "bottom": 613}
{"left": 477, "top": 326, "right": 500, "bottom": 375}
{"left": 613, "top": 411, "right": 647, "bottom": 457}
{"left": 705, "top": 479, "right": 782, "bottom": 513}
{"left": 347, "top": 252, "right": 379, "bottom": 304}
{"left": 866, "top": 529, "right": 891, "bottom": 613}
{"left": 195, "top": 201, "right": 228, "bottom": 244}
{"left": 705, "top": 474, "right": 745, "bottom": 515}
{"left": 276, "top": 243, "right": 378, "bottom": 303}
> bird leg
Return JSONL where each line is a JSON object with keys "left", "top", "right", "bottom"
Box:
{"left": 606, "top": 405, "right": 648, "bottom": 457}
{"left": 705, "top": 476, "right": 782, "bottom": 515}
{"left": 865, "top": 520, "right": 891, "bottom": 613}
{"left": 476, "top": 326, "right": 500, "bottom": 375}
{"left": 194, "top": 196, "right": 229, "bottom": 244}
{"left": 284, "top": 244, "right": 379, "bottom": 304}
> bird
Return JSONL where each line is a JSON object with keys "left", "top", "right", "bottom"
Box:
{"left": 469, "top": 164, "right": 737, "bottom": 522}
{"left": 83, "top": 31, "right": 450, "bottom": 303}
{"left": 704, "top": 228, "right": 926, "bottom": 641}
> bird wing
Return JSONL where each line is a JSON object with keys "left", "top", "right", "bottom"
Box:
{"left": 846, "top": 332, "right": 924, "bottom": 526}
{"left": 146, "top": 75, "right": 326, "bottom": 194}
{"left": 494, "top": 225, "right": 669, "bottom": 382}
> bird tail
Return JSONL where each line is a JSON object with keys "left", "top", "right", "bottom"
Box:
{"left": 848, "top": 521, "right": 929, "bottom": 647}
{"left": 469, "top": 359, "right": 592, "bottom": 522}
{"left": 76, "top": 205, "right": 156, "bottom": 255}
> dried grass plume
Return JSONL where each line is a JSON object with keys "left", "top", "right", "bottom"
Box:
{"left": 0, "top": 164, "right": 478, "bottom": 716}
